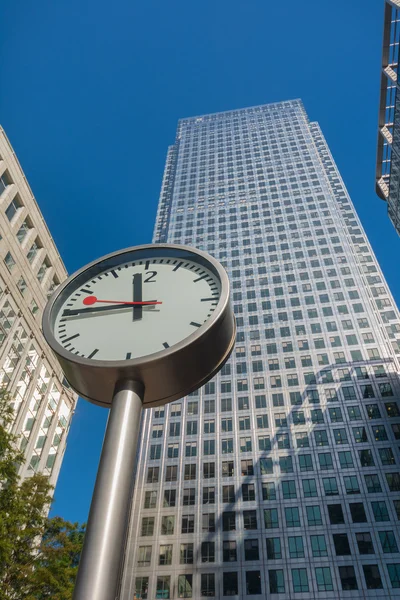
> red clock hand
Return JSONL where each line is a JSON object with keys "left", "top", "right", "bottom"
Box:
{"left": 83, "top": 296, "right": 161, "bottom": 306}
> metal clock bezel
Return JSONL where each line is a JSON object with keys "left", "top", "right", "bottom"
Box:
{"left": 42, "top": 243, "right": 236, "bottom": 408}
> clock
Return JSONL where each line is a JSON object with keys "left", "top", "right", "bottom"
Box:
{"left": 42, "top": 244, "right": 235, "bottom": 408}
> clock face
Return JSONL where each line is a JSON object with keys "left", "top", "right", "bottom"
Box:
{"left": 53, "top": 254, "right": 221, "bottom": 361}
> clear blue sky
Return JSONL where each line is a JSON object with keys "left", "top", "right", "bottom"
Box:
{"left": 1, "top": 0, "right": 398, "bottom": 524}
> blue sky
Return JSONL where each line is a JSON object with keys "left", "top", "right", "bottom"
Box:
{"left": 1, "top": 0, "right": 398, "bottom": 524}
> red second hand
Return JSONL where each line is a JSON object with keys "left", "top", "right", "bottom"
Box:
{"left": 83, "top": 296, "right": 161, "bottom": 306}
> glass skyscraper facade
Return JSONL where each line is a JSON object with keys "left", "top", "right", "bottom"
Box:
{"left": 121, "top": 100, "right": 400, "bottom": 598}
{"left": 376, "top": 0, "right": 400, "bottom": 235}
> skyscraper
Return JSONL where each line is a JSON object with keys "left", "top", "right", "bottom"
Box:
{"left": 0, "top": 127, "right": 77, "bottom": 485}
{"left": 376, "top": 0, "right": 400, "bottom": 234}
{"left": 121, "top": 100, "right": 400, "bottom": 598}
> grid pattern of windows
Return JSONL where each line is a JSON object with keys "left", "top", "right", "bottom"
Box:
{"left": 121, "top": 100, "right": 400, "bottom": 599}
{"left": 0, "top": 131, "right": 77, "bottom": 491}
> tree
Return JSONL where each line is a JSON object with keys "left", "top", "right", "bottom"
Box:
{"left": 26, "top": 517, "right": 86, "bottom": 599}
{"left": 0, "top": 390, "right": 85, "bottom": 599}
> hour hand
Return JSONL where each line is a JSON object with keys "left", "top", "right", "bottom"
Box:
{"left": 133, "top": 273, "right": 143, "bottom": 321}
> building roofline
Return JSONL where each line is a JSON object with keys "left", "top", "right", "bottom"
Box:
{"left": 177, "top": 98, "right": 305, "bottom": 124}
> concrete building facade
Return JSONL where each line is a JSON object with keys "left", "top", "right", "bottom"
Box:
{"left": 0, "top": 127, "right": 76, "bottom": 485}
{"left": 121, "top": 100, "right": 400, "bottom": 599}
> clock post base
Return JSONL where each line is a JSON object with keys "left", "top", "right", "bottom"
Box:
{"left": 72, "top": 380, "right": 144, "bottom": 600}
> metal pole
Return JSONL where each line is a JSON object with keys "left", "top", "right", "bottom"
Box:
{"left": 73, "top": 380, "right": 144, "bottom": 600}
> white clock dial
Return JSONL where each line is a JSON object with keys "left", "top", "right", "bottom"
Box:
{"left": 54, "top": 256, "right": 221, "bottom": 361}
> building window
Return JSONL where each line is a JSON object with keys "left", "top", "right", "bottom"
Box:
{"left": 181, "top": 514, "right": 194, "bottom": 534}
{"left": 222, "top": 511, "right": 236, "bottom": 532}
{"left": 223, "top": 540, "right": 237, "bottom": 562}
{"left": 362, "top": 565, "right": 383, "bottom": 590}
{"left": 147, "top": 466, "right": 159, "bottom": 483}
{"left": 306, "top": 505, "right": 322, "bottom": 526}
{"left": 242, "top": 483, "right": 256, "bottom": 501}
{"left": 184, "top": 464, "right": 196, "bottom": 480}
{"left": 4, "top": 252, "right": 16, "bottom": 272}
{"left": 333, "top": 533, "right": 351, "bottom": 555}
{"left": 328, "top": 504, "right": 345, "bottom": 524}
{"left": 165, "top": 465, "right": 177, "bottom": 482}
{"left": 27, "top": 238, "right": 41, "bottom": 263}
{"left": 372, "top": 501, "right": 390, "bottom": 522}
{"left": 159, "top": 544, "right": 173, "bottom": 565}
{"left": 201, "top": 541, "right": 215, "bottom": 563}
{"left": 202, "top": 513, "right": 215, "bottom": 532}
{"left": 243, "top": 510, "right": 257, "bottom": 530}
{"left": 223, "top": 572, "right": 238, "bottom": 596}
{"left": 185, "top": 442, "right": 197, "bottom": 457}
{"left": 338, "top": 566, "right": 358, "bottom": 590}
{"left": 266, "top": 536, "right": 281, "bottom": 560}
{"left": 201, "top": 573, "right": 215, "bottom": 597}
{"left": 144, "top": 490, "right": 157, "bottom": 509}
{"left": 310, "top": 534, "right": 327, "bottom": 557}
{"left": 183, "top": 488, "right": 195, "bottom": 506}
{"left": 141, "top": 517, "right": 154, "bottom": 536}
{"left": 222, "top": 461, "right": 234, "bottom": 477}
{"left": 203, "top": 462, "right": 215, "bottom": 479}
{"left": 163, "top": 490, "right": 176, "bottom": 507}
{"left": 292, "top": 568, "right": 309, "bottom": 593}
{"left": 302, "top": 478, "right": 317, "bottom": 497}
{"left": 5, "top": 196, "right": 22, "bottom": 222}
{"left": 288, "top": 536, "right": 304, "bottom": 558}
{"left": 264, "top": 508, "right": 279, "bottom": 529}
{"left": 137, "top": 545, "right": 152, "bottom": 567}
{"left": 161, "top": 516, "right": 174, "bottom": 535}
{"left": 379, "top": 530, "right": 399, "bottom": 553}
{"left": 150, "top": 444, "right": 161, "bottom": 459}
{"left": 135, "top": 577, "right": 149, "bottom": 599}
{"left": 269, "top": 569, "right": 285, "bottom": 594}
{"left": 299, "top": 454, "right": 313, "bottom": 472}
{"left": 203, "top": 486, "right": 215, "bottom": 505}
{"left": 350, "top": 502, "right": 367, "bottom": 523}
{"left": 246, "top": 571, "right": 261, "bottom": 595}
{"left": 156, "top": 576, "right": 171, "bottom": 599}
{"left": 178, "top": 574, "right": 192, "bottom": 598}
{"left": 244, "top": 539, "right": 259, "bottom": 561}
{"left": 387, "top": 564, "right": 400, "bottom": 589}
{"left": 16, "top": 276, "right": 27, "bottom": 295}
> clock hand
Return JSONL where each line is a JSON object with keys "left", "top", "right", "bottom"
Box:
{"left": 83, "top": 296, "right": 161, "bottom": 307}
{"left": 63, "top": 300, "right": 160, "bottom": 317}
{"left": 133, "top": 273, "right": 143, "bottom": 322}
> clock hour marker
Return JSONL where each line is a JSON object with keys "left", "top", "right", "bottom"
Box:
{"left": 145, "top": 260, "right": 150, "bottom": 270}
{"left": 163, "top": 342, "right": 169, "bottom": 348}
{"left": 81, "top": 288, "right": 93, "bottom": 294}
{"left": 190, "top": 321, "right": 201, "bottom": 327}
{"left": 62, "top": 333, "right": 80, "bottom": 344}
{"left": 111, "top": 270, "right": 118, "bottom": 278}
{"left": 88, "top": 349, "right": 99, "bottom": 359}
{"left": 201, "top": 298, "right": 216, "bottom": 302}
{"left": 126, "top": 352, "right": 131, "bottom": 359}
{"left": 173, "top": 261, "right": 183, "bottom": 271}
{"left": 193, "top": 274, "right": 207, "bottom": 283}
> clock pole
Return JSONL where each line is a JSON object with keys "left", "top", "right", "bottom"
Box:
{"left": 42, "top": 244, "right": 236, "bottom": 600}
{"left": 72, "top": 380, "right": 144, "bottom": 600}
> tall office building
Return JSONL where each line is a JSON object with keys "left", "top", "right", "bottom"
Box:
{"left": 376, "top": 0, "right": 400, "bottom": 235}
{"left": 0, "top": 127, "right": 77, "bottom": 485}
{"left": 121, "top": 100, "right": 400, "bottom": 599}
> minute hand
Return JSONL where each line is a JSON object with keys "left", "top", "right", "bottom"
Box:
{"left": 63, "top": 301, "right": 160, "bottom": 317}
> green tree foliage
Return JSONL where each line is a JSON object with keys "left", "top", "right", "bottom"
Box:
{"left": 0, "top": 391, "right": 85, "bottom": 599}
